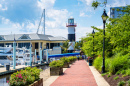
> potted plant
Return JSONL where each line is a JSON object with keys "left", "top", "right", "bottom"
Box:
{"left": 8, "top": 67, "right": 42, "bottom": 86}
{"left": 60, "top": 57, "right": 70, "bottom": 68}
{"left": 49, "top": 60, "right": 64, "bottom": 76}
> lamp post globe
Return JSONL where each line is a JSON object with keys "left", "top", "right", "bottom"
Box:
{"left": 101, "top": 9, "right": 108, "bottom": 73}
{"left": 92, "top": 29, "right": 95, "bottom": 60}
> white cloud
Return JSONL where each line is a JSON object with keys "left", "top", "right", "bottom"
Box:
{"left": 37, "top": 0, "right": 56, "bottom": 9}
{"left": 0, "top": 4, "right": 7, "bottom": 11}
{"left": 79, "top": 0, "right": 93, "bottom": 6}
{"left": 76, "top": 26, "right": 93, "bottom": 41}
{"left": 79, "top": 12, "right": 91, "bottom": 17}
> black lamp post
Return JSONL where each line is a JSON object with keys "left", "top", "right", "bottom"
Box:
{"left": 101, "top": 9, "right": 108, "bottom": 73}
{"left": 92, "top": 29, "right": 95, "bottom": 60}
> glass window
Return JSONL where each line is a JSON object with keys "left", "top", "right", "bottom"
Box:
{"left": 0, "top": 56, "right": 7, "bottom": 59}
{"left": 0, "top": 43, "right": 4, "bottom": 47}
{"left": 68, "top": 19, "right": 74, "bottom": 24}
{"left": 18, "top": 43, "right": 30, "bottom": 49}
{"left": 21, "top": 35, "right": 28, "bottom": 39}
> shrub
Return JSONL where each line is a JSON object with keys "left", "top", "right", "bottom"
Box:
{"left": 68, "top": 56, "right": 77, "bottom": 62}
{"left": 60, "top": 57, "right": 70, "bottom": 63}
{"left": 116, "top": 71, "right": 121, "bottom": 75}
{"left": 49, "top": 60, "right": 64, "bottom": 68}
{"left": 122, "top": 74, "right": 127, "bottom": 77}
{"left": 107, "top": 74, "right": 111, "bottom": 78}
{"left": 118, "top": 81, "right": 125, "bottom": 86}
{"left": 121, "top": 70, "right": 126, "bottom": 75}
{"left": 8, "top": 67, "right": 41, "bottom": 86}
{"left": 127, "top": 79, "right": 130, "bottom": 86}
{"left": 113, "top": 76, "right": 119, "bottom": 80}
{"left": 101, "top": 72, "right": 108, "bottom": 76}
{"left": 109, "top": 54, "right": 129, "bottom": 74}
{"left": 93, "top": 56, "right": 102, "bottom": 72}
{"left": 125, "top": 69, "right": 130, "bottom": 76}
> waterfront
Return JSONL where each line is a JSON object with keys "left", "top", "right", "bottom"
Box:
{"left": 0, "top": 65, "right": 49, "bottom": 86}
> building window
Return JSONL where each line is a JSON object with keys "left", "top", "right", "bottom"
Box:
{"left": 18, "top": 43, "right": 30, "bottom": 49}
{"left": 5, "top": 43, "right": 13, "bottom": 47}
{"left": 35, "top": 43, "right": 38, "bottom": 49}
{"left": 0, "top": 43, "right": 4, "bottom": 47}
{"left": 0, "top": 36, "right": 4, "bottom": 40}
{"left": 19, "top": 34, "right": 30, "bottom": 39}
{"left": 21, "top": 35, "right": 28, "bottom": 39}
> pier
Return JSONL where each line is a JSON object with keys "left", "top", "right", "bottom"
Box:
{"left": 0, "top": 63, "right": 48, "bottom": 76}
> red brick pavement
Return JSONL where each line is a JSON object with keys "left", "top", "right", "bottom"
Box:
{"left": 50, "top": 60, "right": 97, "bottom": 86}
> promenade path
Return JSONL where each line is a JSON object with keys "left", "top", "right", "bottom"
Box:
{"left": 50, "top": 60, "right": 97, "bottom": 86}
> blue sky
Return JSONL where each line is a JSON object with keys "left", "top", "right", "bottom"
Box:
{"left": 0, "top": 0, "right": 129, "bottom": 41}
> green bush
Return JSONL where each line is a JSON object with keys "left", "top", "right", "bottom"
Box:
{"left": 118, "top": 81, "right": 125, "bottom": 86}
{"left": 93, "top": 56, "right": 102, "bottom": 72}
{"left": 49, "top": 60, "right": 64, "bottom": 68}
{"left": 127, "top": 79, "right": 130, "bottom": 86}
{"left": 101, "top": 72, "right": 109, "bottom": 76}
{"left": 8, "top": 67, "right": 41, "bottom": 86}
{"left": 121, "top": 70, "right": 126, "bottom": 75}
{"left": 107, "top": 74, "right": 111, "bottom": 78}
{"left": 113, "top": 76, "right": 119, "bottom": 80}
{"left": 68, "top": 56, "right": 77, "bottom": 62}
{"left": 60, "top": 57, "right": 70, "bottom": 63}
{"left": 116, "top": 71, "right": 121, "bottom": 75}
{"left": 125, "top": 69, "right": 130, "bottom": 76}
{"left": 109, "top": 54, "right": 129, "bottom": 74}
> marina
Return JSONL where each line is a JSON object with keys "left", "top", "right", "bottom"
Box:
{"left": 0, "top": 64, "right": 49, "bottom": 86}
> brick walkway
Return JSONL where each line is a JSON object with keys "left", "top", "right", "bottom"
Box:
{"left": 50, "top": 60, "right": 97, "bottom": 86}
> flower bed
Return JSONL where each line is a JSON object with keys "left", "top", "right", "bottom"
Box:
{"left": 60, "top": 57, "right": 70, "bottom": 68}
{"left": 8, "top": 67, "right": 42, "bottom": 86}
{"left": 49, "top": 60, "right": 64, "bottom": 75}
{"left": 49, "top": 56, "right": 77, "bottom": 75}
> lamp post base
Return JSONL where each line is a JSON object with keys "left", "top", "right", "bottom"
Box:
{"left": 102, "top": 66, "right": 105, "bottom": 73}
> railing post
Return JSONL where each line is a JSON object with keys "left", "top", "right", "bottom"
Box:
{"left": 13, "top": 42, "right": 16, "bottom": 69}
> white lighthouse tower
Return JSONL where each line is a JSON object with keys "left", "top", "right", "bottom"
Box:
{"left": 66, "top": 18, "right": 77, "bottom": 53}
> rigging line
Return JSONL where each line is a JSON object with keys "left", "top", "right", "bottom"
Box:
{"left": 37, "top": 9, "right": 44, "bottom": 34}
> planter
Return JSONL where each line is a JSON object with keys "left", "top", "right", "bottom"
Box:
{"left": 89, "top": 59, "right": 93, "bottom": 66}
{"left": 6, "top": 64, "right": 10, "bottom": 71}
{"left": 63, "top": 63, "right": 69, "bottom": 68}
{"left": 79, "top": 58, "right": 82, "bottom": 60}
{"left": 29, "top": 78, "right": 43, "bottom": 86}
{"left": 50, "top": 67, "right": 63, "bottom": 76}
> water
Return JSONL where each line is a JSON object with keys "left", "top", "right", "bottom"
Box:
{"left": 0, "top": 65, "right": 49, "bottom": 86}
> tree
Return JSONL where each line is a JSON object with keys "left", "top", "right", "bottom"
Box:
{"left": 82, "top": 6, "right": 130, "bottom": 57}
{"left": 60, "top": 40, "right": 70, "bottom": 53}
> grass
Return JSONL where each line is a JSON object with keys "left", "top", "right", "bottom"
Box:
{"left": 118, "top": 80, "right": 125, "bottom": 86}
{"left": 113, "top": 76, "right": 119, "bottom": 80}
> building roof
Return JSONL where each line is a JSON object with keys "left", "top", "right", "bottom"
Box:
{"left": 0, "top": 33, "right": 67, "bottom": 41}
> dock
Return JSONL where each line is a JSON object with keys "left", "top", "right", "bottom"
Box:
{"left": 0, "top": 63, "right": 48, "bottom": 76}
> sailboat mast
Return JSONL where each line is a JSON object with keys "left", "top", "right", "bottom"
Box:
{"left": 44, "top": 9, "right": 45, "bottom": 35}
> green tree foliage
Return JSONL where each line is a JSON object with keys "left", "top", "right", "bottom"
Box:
{"left": 82, "top": 5, "right": 130, "bottom": 74}
{"left": 74, "top": 41, "right": 83, "bottom": 50}
{"left": 60, "top": 40, "right": 70, "bottom": 53}
{"left": 91, "top": 0, "right": 107, "bottom": 9}
{"left": 82, "top": 5, "right": 130, "bottom": 58}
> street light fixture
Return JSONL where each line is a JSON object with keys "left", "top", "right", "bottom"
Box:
{"left": 101, "top": 9, "right": 108, "bottom": 73}
{"left": 92, "top": 29, "right": 95, "bottom": 60}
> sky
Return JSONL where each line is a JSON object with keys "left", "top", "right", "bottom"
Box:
{"left": 0, "top": 0, "right": 129, "bottom": 41}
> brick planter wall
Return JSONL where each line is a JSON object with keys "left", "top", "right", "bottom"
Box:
{"left": 50, "top": 67, "right": 63, "bottom": 76}
{"left": 63, "top": 63, "right": 69, "bottom": 68}
{"left": 29, "top": 78, "right": 43, "bottom": 86}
